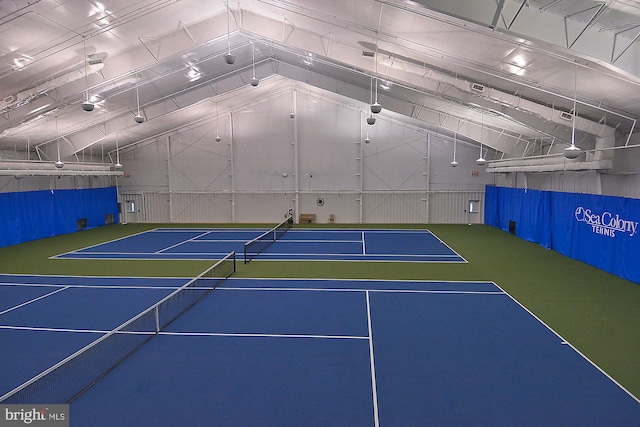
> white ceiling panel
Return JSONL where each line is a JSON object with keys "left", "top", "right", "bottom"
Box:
{"left": 1, "top": 0, "right": 639, "bottom": 171}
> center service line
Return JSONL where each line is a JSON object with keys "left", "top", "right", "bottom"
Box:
{"left": 366, "top": 290, "right": 380, "bottom": 427}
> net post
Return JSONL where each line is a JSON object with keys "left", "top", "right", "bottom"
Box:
{"left": 154, "top": 306, "right": 160, "bottom": 333}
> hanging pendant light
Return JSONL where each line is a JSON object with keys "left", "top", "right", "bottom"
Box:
{"left": 81, "top": 37, "right": 94, "bottom": 112}
{"left": 114, "top": 133, "right": 122, "bottom": 169}
{"left": 250, "top": 41, "right": 259, "bottom": 86}
{"left": 215, "top": 103, "right": 222, "bottom": 143}
{"left": 224, "top": 1, "right": 235, "bottom": 64}
{"left": 564, "top": 64, "right": 582, "bottom": 160}
{"left": 476, "top": 146, "right": 486, "bottom": 166}
{"left": 55, "top": 117, "right": 64, "bottom": 168}
{"left": 366, "top": 75, "right": 376, "bottom": 125}
{"left": 451, "top": 132, "right": 458, "bottom": 167}
{"left": 370, "top": 76, "right": 382, "bottom": 114}
{"left": 134, "top": 73, "right": 145, "bottom": 123}
{"left": 476, "top": 113, "right": 486, "bottom": 166}
{"left": 370, "top": 35, "right": 382, "bottom": 114}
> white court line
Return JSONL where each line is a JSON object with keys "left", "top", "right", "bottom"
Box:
{"left": 0, "top": 325, "right": 115, "bottom": 334}
{"left": 0, "top": 286, "right": 70, "bottom": 315}
{"left": 275, "top": 239, "right": 364, "bottom": 243}
{"left": 56, "top": 251, "right": 230, "bottom": 256}
{"left": 362, "top": 232, "right": 367, "bottom": 255}
{"left": 0, "top": 282, "right": 183, "bottom": 290}
{"left": 366, "top": 290, "right": 380, "bottom": 427}
{"left": 157, "top": 331, "right": 368, "bottom": 339}
{"left": 221, "top": 286, "right": 504, "bottom": 295}
{"left": 155, "top": 230, "right": 214, "bottom": 254}
{"left": 493, "top": 281, "right": 640, "bottom": 405}
{"left": 424, "top": 229, "right": 469, "bottom": 263}
{"left": 50, "top": 228, "right": 155, "bottom": 259}
{"left": 191, "top": 239, "right": 251, "bottom": 243}
{"left": 0, "top": 325, "right": 367, "bottom": 340}
{"left": 247, "top": 252, "right": 461, "bottom": 258}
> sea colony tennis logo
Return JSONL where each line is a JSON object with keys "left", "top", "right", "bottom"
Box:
{"left": 1, "top": 405, "right": 68, "bottom": 426}
{"left": 574, "top": 206, "right": 638, "bottom": 238}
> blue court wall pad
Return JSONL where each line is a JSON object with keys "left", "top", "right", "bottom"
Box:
{"left": 0, "top": 187, "right": 119, "bottom": 248}
{"left": 485, "top": 185, "right": 640, "bottom": 285}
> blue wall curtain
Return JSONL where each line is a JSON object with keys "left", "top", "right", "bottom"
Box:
{"left": 0, "top": 187, "right": 118, "bottom": 248}
{"left": 485, "top": 185, "right": 640, "bottom": 284}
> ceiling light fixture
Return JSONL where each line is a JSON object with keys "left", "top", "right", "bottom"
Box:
{"left": 250, "top": 41, "right": 259, "bottom": 86}
{"left": 370, "top": 36, "right": 382, "bottom": 114}
{"left": 223, "top": 1, "right": 235, "bottom": 65}
{"left": 134, "top": 73, "right": 145, "bottom": 123}
{"left": 451, "top": 132, "right": 458, "bottom": 167}
{"left": 215, "top": 103, "right": 222, "bottom": 143}
{"left": 55, "top": 117, "right": 64, "bottom": 168}
{"left": 114, "top": 132, "right": 122, "bottom": 169}
{"left": 564, "top": 64, "right": 582, "bottom": 160}
{"left": 476, "top": 113, "right": 486, "bottom": 166}
{"left": 367, "top": 75, "right": 376, "bottom": 125}
{"left": 81, "top": 37, "right": 95, "bottom": 112}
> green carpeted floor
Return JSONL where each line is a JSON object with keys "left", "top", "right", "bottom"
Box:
{"left": 1, "top": 222, "right": 638, "bottom": 400}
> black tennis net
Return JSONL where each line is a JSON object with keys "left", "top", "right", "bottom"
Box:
{"left": 0, "top": 251, "right": 236, "bottom": 404}
{"left": 243, "top": 216, "right": 292, "bottom": 263}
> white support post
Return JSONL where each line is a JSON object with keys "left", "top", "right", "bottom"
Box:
{"left": 359, "top": 112, "right": 364, "bottom": 224}
{"left": 293, "top": 88, "right": 300, "bottom": 223}
{"left": 167, "top": 135, "right": 174, "bottom": 223}
{"left": 425, "top": 133, "right": 431, "bottom": 223}
{"left": 229, "top": 112, "right": 236, "bottom": 223}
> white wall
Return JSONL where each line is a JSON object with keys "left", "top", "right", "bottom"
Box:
{"left": 115, "top": 88, "right": 494, "bottom": 224}
{"left": 114, "top": 88, "right": 494, "bottom": 224}
{"left": 7, "top": 87, "right": 635, "bottom": 224}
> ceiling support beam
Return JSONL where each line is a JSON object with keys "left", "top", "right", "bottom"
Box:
{"left": 612, "top": 26, "right": 640, "bottom": 64}
{"left": 504, "top": 0, "right": 528, "bottom": 31}
{"left": 490, "top": 0, "right": 507, "bottom": 30}
{"left": 566, "top": 3, "right": 607, "bottom": 49}
{"left": 412, "top": 0, "right": 640, "bottom": 79}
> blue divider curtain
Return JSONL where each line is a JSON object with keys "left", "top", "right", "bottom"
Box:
{"left": 485, "top": 185, "right": 640, "bottom": 284}
{"left": 0, "top": 187, "right": 118, "bottom": 248}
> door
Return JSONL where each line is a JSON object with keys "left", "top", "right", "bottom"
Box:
{"left": 121, "top": 194, "right": 145, "bottom": 223}
{"left": 468, "top": 199, "right": 481, "bottom": 224}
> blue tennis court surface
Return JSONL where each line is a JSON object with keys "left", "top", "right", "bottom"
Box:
{"left": 52, "top": 228, "right": 466, "bottom": 262}
{"left": 1, "top": 275, "right": 638, "bottom": 426}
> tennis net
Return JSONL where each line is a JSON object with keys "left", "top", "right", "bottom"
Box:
{"left": 243, "top": 216, "right": 292, "bottom": 263}
{"left": 0, "top": 251, "right": 236, "bottom": 404}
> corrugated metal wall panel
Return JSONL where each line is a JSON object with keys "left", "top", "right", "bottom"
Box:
{"left": 297, "top": 192, "right": 360, "bottom": 224}
{"left": 362, "top": 192, "right": 427, "bottom": 223}
{"left": 143, "top": 192, "right": 170, "bottom": 223}
{"left": 428, "top": 191, "right": 484, "bottom": 223}
{"left": 170, "top": 192, "right": 232, "bottom": 223}
{"left": 120, "top": 190, "right": 485, "bottom": 224}
{"left": 234, "top": 192, "right": 294, "bottom": 223}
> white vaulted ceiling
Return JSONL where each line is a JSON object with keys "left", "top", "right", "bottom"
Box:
{"left": 0, "top": 0, "right": 639, "bottom": 173}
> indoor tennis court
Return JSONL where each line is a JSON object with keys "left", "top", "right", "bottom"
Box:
{"left": 2, "top": 1, "right": 640, "bottom": 426}
{"left": 53, "top": 227, "right": 466, "bottom": 263}
{"left": 2, "top": 271, "right": 639, "bottom": 426}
